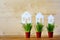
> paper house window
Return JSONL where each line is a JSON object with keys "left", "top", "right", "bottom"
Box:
{"left": 36, "top": 12, "right": 44, "bottom": 24}
{"left": 21, "top": 11, "right": 32, "bottom": 24}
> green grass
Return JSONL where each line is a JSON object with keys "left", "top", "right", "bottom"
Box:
{"left": 23, "top": 23, "right": 32, "bottom": 32}
{"left": 47, "top": 23, "right": 55, "bottom": 32}
{"left": 36, "top": 23, "right": 43, "bottom": 32}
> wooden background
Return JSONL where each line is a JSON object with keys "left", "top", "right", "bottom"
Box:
{"left": 0, "top": 0, "right": 60, "bottom": 36}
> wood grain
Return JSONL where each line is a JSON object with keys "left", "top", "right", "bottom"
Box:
{"left": 0, "top": 35, "right": 60, "bottom": 40}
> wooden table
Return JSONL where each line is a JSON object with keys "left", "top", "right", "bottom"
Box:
{"left": 0, "top": 35, "right": 60, "bottom": 40}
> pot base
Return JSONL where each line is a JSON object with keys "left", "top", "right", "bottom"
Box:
{"left": 48, "top": 32, "right": 53, "bottom": 38}
{"left": 36, "top": 32, "right": 41, "bottom": 38}
{"left": 25, "top": 32, "right": 30, "bottom": 38}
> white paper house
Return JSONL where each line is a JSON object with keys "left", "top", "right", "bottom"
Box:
{"left": 21, "top": 11, "right": 32, "bottom": 24}
{"left": 36, "top": 12, "right": 44, "bottom": 24}
{"left": 48, "top": 15, "right": 54, "bottom": 24}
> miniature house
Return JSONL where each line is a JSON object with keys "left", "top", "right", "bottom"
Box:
{"left": 36, "top": 12, "right": 44, "bottom": 24}
{"left": 21, "top": 11, "right": 32, "bottom": 24}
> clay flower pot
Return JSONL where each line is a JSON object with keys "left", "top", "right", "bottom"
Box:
{"left": 48, "top": 32, "right": 53, "bottom": 38}
{"left": 22, "top": 23, "right": 32, "bottom": 38}
{"left": 47, "top": 24, "right": 55, "bottom": 38}
{"left": 25, "top": 32, "right": 30, "bottom": 38}
{"left": 36, "top": 23, "right": 43, "bottom": 38}
{"left": 36, "top": 32, "right": 41, "bottom": 38}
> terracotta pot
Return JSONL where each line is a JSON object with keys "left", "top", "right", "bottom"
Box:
{"left": 36, "top": 32, "right": 41, "bottom": 38}
{"left": 25, "top": 32, "right": 30, "bottom": 38}
{"left": 48, "top": 32, "right": 53, "bottom": 38}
